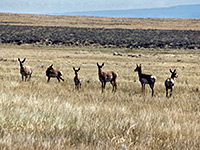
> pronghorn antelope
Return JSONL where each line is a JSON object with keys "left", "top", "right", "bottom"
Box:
{"left": 165, "top": 69, "right": 178, "bottom": 97}
{"left": 46, "top": 64, "right": 64, "bottom": 83}
{"left": 73, "top": 67, "right": 82, "bottom": 90}
{"left": 18, "top": 58, "right": 33, "bottom": 81}
{"left": 97, "top": 63, "right": 118, "bottom": 92}
{"left": 134, "top": 64, "right": 156, "bottom": 97}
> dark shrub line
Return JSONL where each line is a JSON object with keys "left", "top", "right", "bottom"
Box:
{"left": 0, "top": 25, "right": 200, "bottom": 49}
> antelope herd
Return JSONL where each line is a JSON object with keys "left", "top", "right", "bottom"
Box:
{"left": 18, "top": 58, "right": 178, "bottom": 97}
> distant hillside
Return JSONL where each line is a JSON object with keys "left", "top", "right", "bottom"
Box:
{"left": 57, "top": 4, "right": 200, "bottom": 19}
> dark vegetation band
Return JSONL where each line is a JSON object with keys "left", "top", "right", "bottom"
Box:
{"left": 0, "top": 25, "right": 200, "bottom": 49}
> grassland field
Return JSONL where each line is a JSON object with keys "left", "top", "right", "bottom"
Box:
{"left": 0, "top": 13, "right": 200, "bottom": 149}
{"left": 1, "top": 13, "right": 200, "bottom": 30}
{"left": 0, "top": 44, "right": 199, "bottom": 149}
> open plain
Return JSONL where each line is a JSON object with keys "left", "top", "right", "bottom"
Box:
{"left": 0, "top": 13, "right": 200, "bottom": 149}
{"left": 0, "top": 45, "right": 199, "bottom": 149}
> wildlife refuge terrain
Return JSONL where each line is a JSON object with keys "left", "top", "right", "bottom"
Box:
{"left": 0, "top": 13, "right": 200, "bottom": 149}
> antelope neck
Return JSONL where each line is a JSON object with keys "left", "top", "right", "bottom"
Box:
{"left": 47, "top": 69, "right": 55, "bottom": 74}
{"left": 20, "top": 63, "right": 23, "bottom": 68}
{"left": 20, "top": 64, "right": 25, "bottom": 71}
{"left": 137, "top": 69, "right": 142, "bottom": 77}
{"left": 98, "top": 68, "right": 102, "bottom": 75}
{"left": 75, "top": 73, "right": 78, "bottom": 78}
{"left": 171, "top": 75, "right": 175, "bottom": 79}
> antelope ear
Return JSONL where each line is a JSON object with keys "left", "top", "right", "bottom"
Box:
{"left": 102, "top": 63, "right": 104, "bottom": 67}
{"left": 174, "top": 69, "right": 176, "bottom": 72}
{"left": 22, "top": 58, "right": 26, "bottom": 63}
{"left": 51, "top": 64, "right": 53, "bottom": 67}
{"left": 78, "top": 67, "right": 80, "bottom": 71}
{"left": 170, "top": 69, "right": 173, "bottom": 73}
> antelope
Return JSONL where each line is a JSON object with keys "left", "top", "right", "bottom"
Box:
{"left": 73, "top": 67, "right": 82, "bottom": 90}
{"left": 46, "top": 64, "right": 64, "bottom": 83}
{"left": 97, "top": 63, "right": 118, "bottom": 92}
{"left": 134, "top": 64, "right": 156, "bottom": 97}
{"left": 165, "top": 69, "right": 178, "bottom": 97}
{"left": 18, "top": 58, "right": 33, "bottom": 81}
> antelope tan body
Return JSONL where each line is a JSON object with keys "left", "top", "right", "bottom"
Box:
{"left": 97, "top": 63, "right": 118, "bottom": 92}
{"left": 73, "top": 67, "right": 82, "bottom": 90}
{"left": 18, "top": 58, "right": 32, "bottom": 81}
{"left": 46, "top": 64, "right": 64, "bottom": 83}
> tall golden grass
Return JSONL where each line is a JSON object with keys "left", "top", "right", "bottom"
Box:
{"left": 0, "top": 45, "right": 199, "bottom": 149}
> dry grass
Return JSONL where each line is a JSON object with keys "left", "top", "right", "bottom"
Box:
{"left": 1, "top": 13, "right": 200, "bottom": 30}
{"left": 0, "top": 44, "right": 199, "bottom": 149}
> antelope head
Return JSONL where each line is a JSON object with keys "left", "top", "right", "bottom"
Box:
{"left": 134, "top": 64, "right": 141, "bottom": 72}
{"left": 97, "top": 63, "right": 104, "bottom": 72}
{"left": 18, "top": 58, "right": 26, "bottom": 67}
{"left": 73, "top": 67, "right": 80, "bottom": 76}
{"left": 47, "top": 64, "right": 54, "bottom": 71}
{"left": 170, "top": 69, "right": 178, "bottom": 79}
